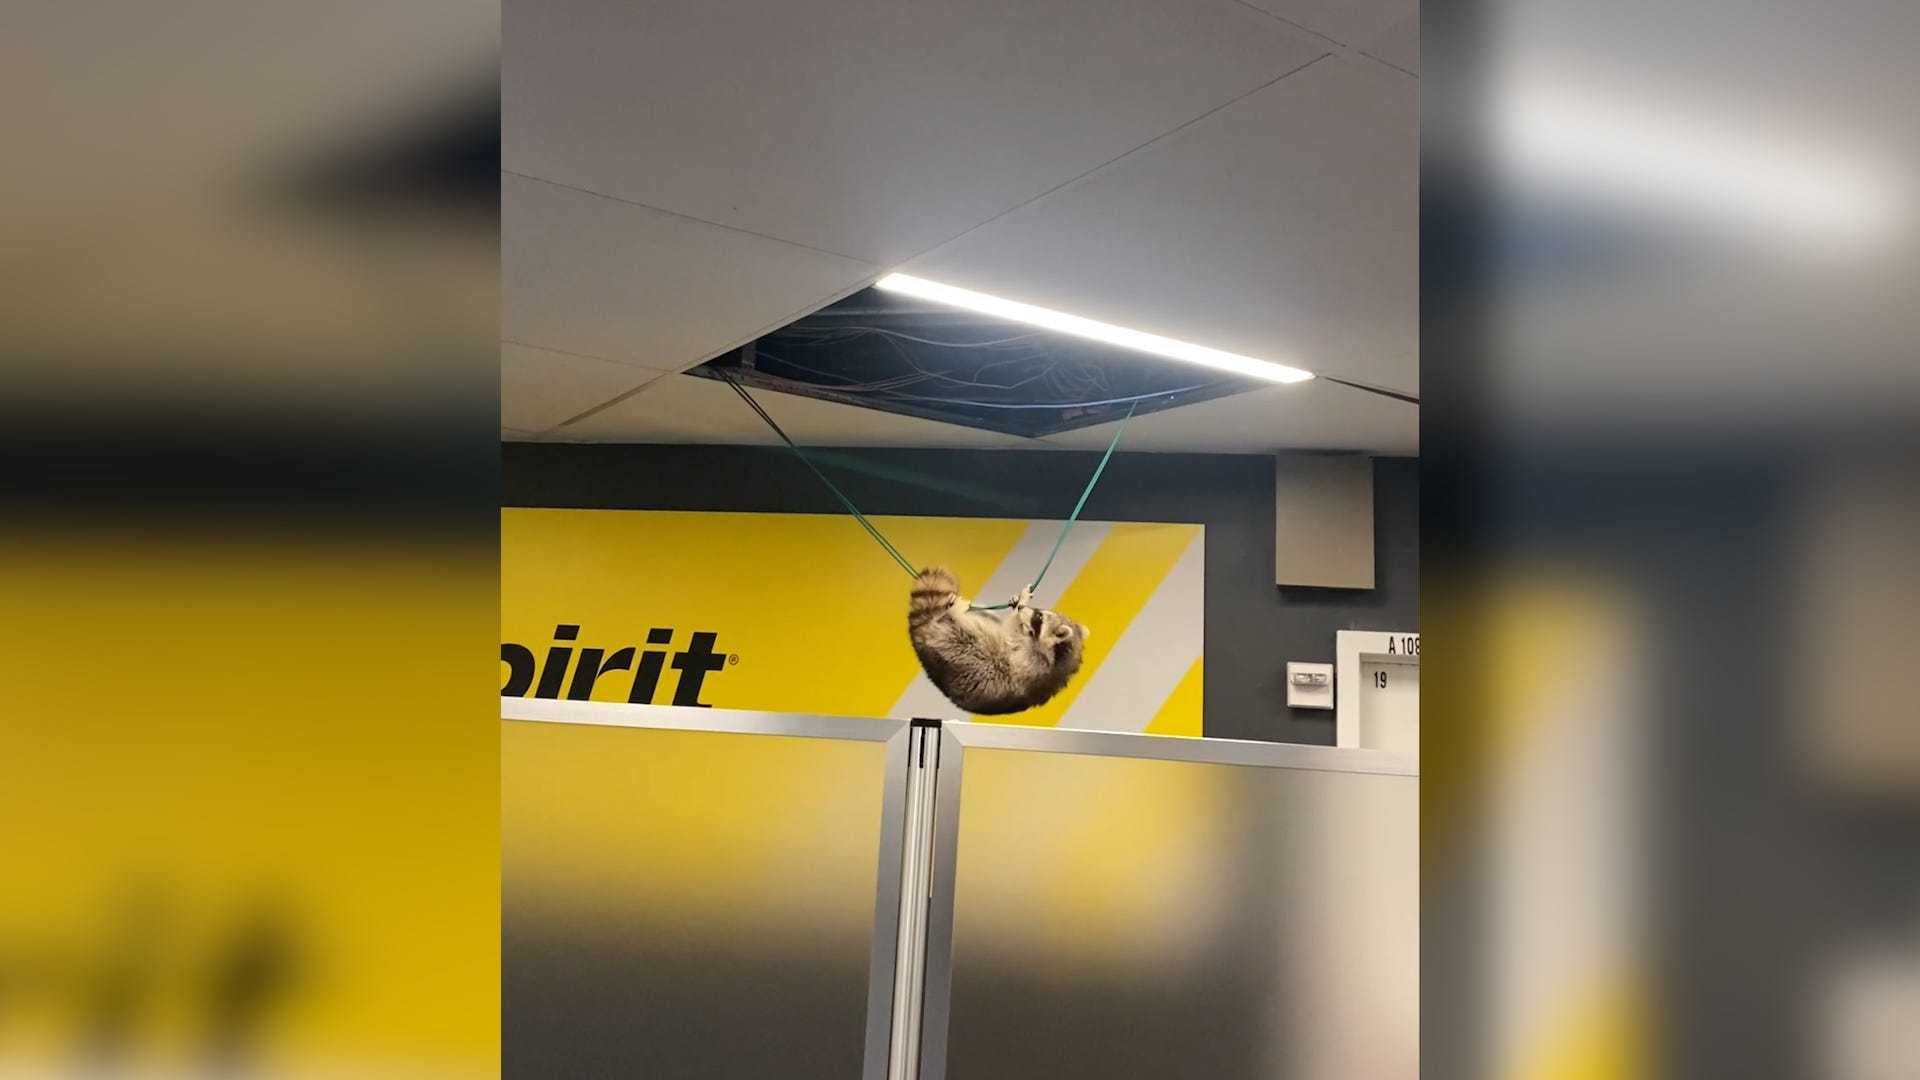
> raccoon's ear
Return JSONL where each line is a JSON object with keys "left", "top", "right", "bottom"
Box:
{"left": 1080, "top": 624, "right": 1092, "bottom": 642}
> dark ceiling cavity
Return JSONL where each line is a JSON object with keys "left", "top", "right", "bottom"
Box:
{"left": 283, "top": 76, "right": 500, "bottom": 221}
{"left": 687, "top": 287, "right": 1264, "bottom": 438}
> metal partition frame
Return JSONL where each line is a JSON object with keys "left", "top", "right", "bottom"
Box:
{"left": 502, "top": 697, "right": 914, "bottom": 1080}
{"left": 914, "top": 723, "right": 1417, "bottom": 1080}
{"left": 502, "top": 699, "right": 1417, "bottom": 1080}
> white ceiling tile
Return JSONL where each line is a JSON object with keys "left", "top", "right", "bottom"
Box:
{"left": 1360, "top": 9, "right": 1418, "bottom": 76}
{"left": 1237, "top": 0, "right": 1415, "bottom": 50}
{"left": 504, "top": 173, "right": 877, "bottom": 370}
{"left": 553, "top": 372, "right": 1039, "bottom": 449}
{"left": 1039, "top": 381, "right": 1416, "bottom": 454}
{"left": 501, "top": 341, "right": 662, "bottom": 432}
{"left": 504, "top": 2, "right": 1417, "bottom": 454}
{"left": 905, "top": 58, "right": 1415, "bottom": 396}
{"left": 503, "top": 427, "right": 538, "bottom": 441}
{"left": 505, "top": 0, "right": 1325, "bottom": 263}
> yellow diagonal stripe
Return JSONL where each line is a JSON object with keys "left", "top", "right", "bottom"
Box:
{"left": 974, "top": 522, "right": 1198, "bottom": 727}
{"left": 1144, "top": 657, "right": 1204, "bottom": 737}
{"left": 1424, "top": 573, "right": 1634, "bottom": 869}
{"left": 1514, "top": 971, "right": 1644, "bottom": 1080}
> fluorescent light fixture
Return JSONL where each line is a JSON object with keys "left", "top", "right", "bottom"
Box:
{"left": 873, "top": 273, "right": 1314, "bottom": 384}
{"left": 1494, "top": 87, "right": 1908, "bottom": 246}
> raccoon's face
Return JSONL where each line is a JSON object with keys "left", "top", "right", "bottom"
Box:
{"left": 1033, "top": 609, "right": 1087, "bottom": 663}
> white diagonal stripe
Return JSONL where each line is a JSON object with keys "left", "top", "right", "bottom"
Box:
{"left": 1016, "top": 519, "right": 1110, "bottom": 613}
{"left": 1059, "top": 530, "right": 1204, "bottom": 733}
{"left": 888, "top": 521, "right": 1113, "bottom": 720}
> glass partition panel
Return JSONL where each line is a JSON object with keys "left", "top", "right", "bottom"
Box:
{"left": 503, "top": 718, "right": 892, "bottom": 1078}
{"left": 939, "top": 746, "right": 1417, "bottom": 1079}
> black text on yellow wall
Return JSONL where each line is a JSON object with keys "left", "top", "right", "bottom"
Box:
{"left": 501, "top": 624, "right": 733, "bottom": 706}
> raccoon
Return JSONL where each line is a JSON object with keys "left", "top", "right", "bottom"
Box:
{"left": 907, "top": 567, "right": 1089, "bottom": 715}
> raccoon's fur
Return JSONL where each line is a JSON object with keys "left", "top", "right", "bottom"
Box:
{"left": 907, "top": 567, "right": 1088, "bottom": 715}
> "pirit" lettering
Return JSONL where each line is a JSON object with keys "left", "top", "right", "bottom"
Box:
{"left": 500, "top": 624, "right": 730, "bottom": 707}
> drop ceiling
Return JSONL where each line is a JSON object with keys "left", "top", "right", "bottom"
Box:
{"left": 503, "top": 0, "right": 1418, "bottom": 453}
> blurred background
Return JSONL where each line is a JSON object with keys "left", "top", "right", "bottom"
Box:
{"left": 3, "top": 2, "right": 498, "bottom": 1077}
{"left": 1426, "top": 1, "right": 1919, "bottom": 1079}
{"left": 5, "top": 0, "right": 1917, "bottom": 1078}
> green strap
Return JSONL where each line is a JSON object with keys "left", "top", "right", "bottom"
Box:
{"left": 721, "top": 374, "right": 920, "bottom": 578}
{"left": 972, "top": 400, "right": 1137, "bottom": 611}
{"left": 721, "top": 371, "right": 1135, "bottom": 606}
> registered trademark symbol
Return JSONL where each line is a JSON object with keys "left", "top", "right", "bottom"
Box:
{"left": 728, "top": 654, "right": 739, "bottom": 665}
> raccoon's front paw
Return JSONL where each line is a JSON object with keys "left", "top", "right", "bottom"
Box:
{"left": 1012, "top": 585, "right": 1034, "bottom": 610}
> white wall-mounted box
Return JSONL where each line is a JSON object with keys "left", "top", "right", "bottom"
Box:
{"left": 1336, "top": 630, "right": 1418, "bottom": 755}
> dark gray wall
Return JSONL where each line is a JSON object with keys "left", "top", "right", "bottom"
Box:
{"left": 503, "top": 444, "right": 1417, "bottom": 744}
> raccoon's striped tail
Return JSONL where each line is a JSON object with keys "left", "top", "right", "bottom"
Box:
{"left": 909, "top": 567, "right": 961, "bottom": 630}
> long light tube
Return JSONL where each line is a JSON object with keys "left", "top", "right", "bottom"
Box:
{"left": 873, "top": 273, "right": 1314, "bottom": 384}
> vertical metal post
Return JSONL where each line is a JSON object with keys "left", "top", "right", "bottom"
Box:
{"left": 912, "top": 726, "right": 965, "bottom": 1080}
{"left": 862, "top": 726, "right": 914, "bottom": 1080}
{"left": 883, "top": 720, "right": 942, "bottom": 1080}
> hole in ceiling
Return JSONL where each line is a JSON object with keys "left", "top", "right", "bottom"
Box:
{"left": 279, "top": 75, "right": 499, "bottom": 222}
{"left": 686, "top": 286, "right": 1266, "bottom": 438}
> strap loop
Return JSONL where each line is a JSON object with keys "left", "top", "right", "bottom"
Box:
{"left": 721, "top": 373, "right": 919, "bottom": 578}
{"left": 720, "top": 371, "right": 1135, "bottom": 605}
{"left": 970, "top": 399, "right": 1135, "bottom": 610}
